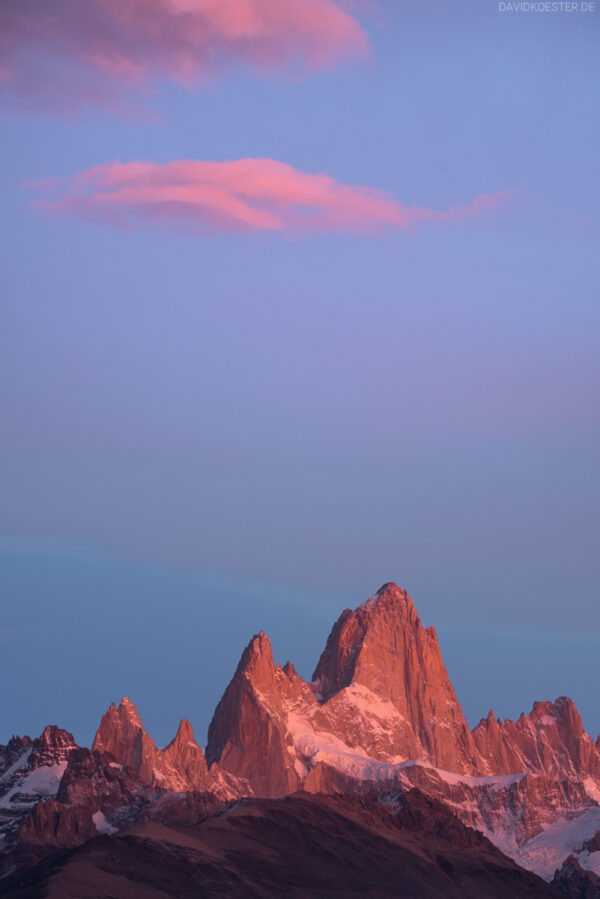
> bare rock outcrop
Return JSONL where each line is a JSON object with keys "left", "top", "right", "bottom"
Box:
{"left": 92, "top": 697, "right": 207, "bottom": 791}
{"left": 473, "top": 697, "right": 600, "bottom": 783}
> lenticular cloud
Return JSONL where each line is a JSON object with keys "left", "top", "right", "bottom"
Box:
{"left": 0, "top": 0, "right": 368, "bottom": 110}
{"left": 35, "top": 158, "right": 515, "bottom": 235}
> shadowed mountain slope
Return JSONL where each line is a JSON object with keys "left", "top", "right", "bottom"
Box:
{"left": 0, "top": 791, "right": 560, "bottom": 899}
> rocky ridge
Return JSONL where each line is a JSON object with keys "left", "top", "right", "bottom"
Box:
{"left": 2, "top": 582, "right": 600, "bottom": 891}
{"left": 92, "top": 698, "right": 208, "bottom": 791}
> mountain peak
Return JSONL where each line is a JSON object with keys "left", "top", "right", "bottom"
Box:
{"left": 162, "top": 718, "right": 199, "bottom": 754}
{"left": 356, "top": 582, "right": 414, "bottom": 616}
{"left": 93, "top": 700, "right": 209, "bottom": 790}
{"left": 370, "top": 581, "right": 409, "bottom": 602}
{"left": 472, "top": 694, "right": 600, "bottom": 780}
{"left": 118, "top": 696, "right": 142, "bottom": 722}
{"left": 92, "top": 696, "right": 156, "bottom": 782}
{"left": 312, "top": 584, "right": 422, "bottom": 700}
{"left": 232, "top": 630, "right": 276, "bottom": 692}
{"left": 205, "top": 628, "right": 302, "bottom": 796}
{"left": 162, "top": 719, "right": 207, "bottom": 785}
{"left": 37, "top": 726, "right": 76, "bottom": 751}
{"left": 528, "top": 697, "right": 583, "bottom": 735}
{"left": 174, "top": 719, "right": 194, "bottom": 742}
{"left": 311, "top": 584, "right": 480, "bottom": 772}
{"left": 32, "top": 726, "right": 78, "bottom": 767}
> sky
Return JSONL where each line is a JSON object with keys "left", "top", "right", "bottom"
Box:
{"left": 1, "top": 0, "right": 599, "bottom": 746}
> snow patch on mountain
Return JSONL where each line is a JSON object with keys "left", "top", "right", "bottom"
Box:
{"left": 92, "top": 811, "right": 117, "bottom": 835}
{"left": 0, "top": 751, "right": 32, "bottom": 786}
{"left": 432, "top": 768, "right": 526, "bottom": 791}
{"left": 0, "top": 763, "right": 67, "bottom": 809}
{"left": 510, "top": 806, "right": 600, "bottom": 880}
{"left": 584, "top": 776, "right": 600, "bottom": 802}
{"left": 577, "top": 849, "right": 600, "bottom": 876}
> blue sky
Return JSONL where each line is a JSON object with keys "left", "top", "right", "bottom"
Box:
{"left": 1, "top": 0, "right": 599, "bottom": 745}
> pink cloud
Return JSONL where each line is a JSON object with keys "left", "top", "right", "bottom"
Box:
{"left": 0, "top": 0, "right": 368, "bottom": 110}
{"left": 33, "top": 157, "right": 516, "bottom": 235}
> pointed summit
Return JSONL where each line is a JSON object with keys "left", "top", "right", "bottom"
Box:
{"left": 169, "top": 719, "right": 195, "bottom": 745}
{"left": 162, "top": 719, "right": 208, "bottom": 785}
{"left": 360, "top": 582, "right": 414, "bottom": 611}
{"left": 118, "top": 696, "right": 143, "bottom": 722}
{"left": 206, "top": 631, "right": 302, "bottom": 796}
{"left": 93, "top": 697, "right": 157, "bottom": 783}
{"left": 207, "top": 585, "right": 487, "bottom": 793}
{"left": 312, "top": 582, "right": 420, "bottom": 700}
{"left": 37, "top": 725, "right": 77, "bottom": 754}
{"left": 235, "top": 630, "right": 277, "bottom": 691}
{"left": 312, "top": 583, "right": 481, "bottom": 773}
{"left": 93, "top": 698, "right": 209, "bottom": 790}
{"left": 31, "top": 726, "right": 77, "bottom": 768}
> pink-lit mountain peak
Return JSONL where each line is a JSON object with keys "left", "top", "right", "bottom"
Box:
{"left": 230, "top": 628, "right": 280, "bottom": 694}
{"left": 93, "top": 696, "right": 156, "bottom": 782}
{"left": 360, "top": 581, "right": 414, "bottom": 610}
{"left": 312, "top": 581, "right": 446, "bottom": 701}
{"left": 241, "top": 629, "right": 274, "bottom": 665}
{"left": 36, "top": 725, "right": 77, "bottom": 755}
{"left": 166, "top": 718, "right": 196, "bottom": 747}
{"left": 473, "top": 694, "right": 600, "bottom": 781}
{"left": 92, "top": 696, "right": 210, "bottom": 790}
{"left": 205, "top": 583, "right": 483, "bottom": 786}
{"left": 99, "top": 696, "right": 144, "bottom": 732}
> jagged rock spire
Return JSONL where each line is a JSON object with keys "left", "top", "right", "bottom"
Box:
{"left": 93, "top": 697, "right": 207, "bottom": 789}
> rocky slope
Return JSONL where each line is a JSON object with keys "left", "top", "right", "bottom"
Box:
{"left": 0, "top": 792, "right": 561, "bottom": 898}
{"left": 552, "top": 854, "right": 600, "bottom": 898}
{"left": 0, "top": 727, "right": 78, "bottom": 852}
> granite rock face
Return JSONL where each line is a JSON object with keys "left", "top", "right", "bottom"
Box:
{"left": 312, "top": 582, "right": 482, "bottom": 772}
{"left": 473, "top": 697, "right": 600, "bottom": 781}
{"left": 207, "top": 584, "right": 484, "bottom": 798}
{"left": 92, "top": 698, "right": 207, "bottom": 791}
